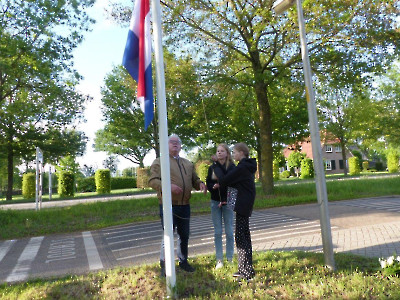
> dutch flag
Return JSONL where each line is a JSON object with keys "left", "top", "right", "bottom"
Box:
{"left": 122, "top": 0, "right": 154, "bottom": 130}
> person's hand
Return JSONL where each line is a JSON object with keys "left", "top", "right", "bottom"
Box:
{"left": 211, "top": 155, "right": 218, "bottom": 162}
{"left": 199, "top": 182, "right": 207, "bottom": 195}
{"left": 171, "top": 183, "right": 183, "bottom": 195}
{"left": 213, "top": 183, "right": 220, "bottom": 189}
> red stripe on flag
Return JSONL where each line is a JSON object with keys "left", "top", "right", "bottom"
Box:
{"left": 137, "top": 0, "right": 149, "bottom": 99}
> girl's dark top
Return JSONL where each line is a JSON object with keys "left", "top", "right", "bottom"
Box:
{"left": 212, "top": 158, "right": 257, "bottom": 217}
{"left": 206, "top": 162, "right": 235, "bottom": 203}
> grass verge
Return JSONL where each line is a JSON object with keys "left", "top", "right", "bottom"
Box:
{"left": 0, "top": 251, "right": 398, "bottom": 299}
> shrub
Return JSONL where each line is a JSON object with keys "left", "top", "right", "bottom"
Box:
{"left": 57, "top": 172, "right": 75, "bottom": 197}
{"left": 386, "top": 149, "right": 399, "bottom": 173}
{"left": 300, "top": 158, "right": 314, "bottom": 179}
{"left": 196, "top": 161, "right": 211, "bottom": 182}
{"left": 22, "top": 173, "right": 36, "bottom": 199}
{"left": 95, "top": 169, "right": 111, "bottom": 194}
{"left": 348, "top": 156, "right": 361, "bottom": 175}
{"left": 280, "top": 170, "right": 291, "bottom": 179}
{"left": 362, "top": 161, "right": 369, "bottom": 172}
{"left": 273, "top": 160, "right": 280, "bottom": 181}
{"left": 375, "top": 161, "right": 384, "bottom": 171}
{"left": 111, "top": 177, "right": 137, "bottom": 190}
{"left": 77, "top": 177, "right": 96, "bottom": 193}
{"left": 136, "top": 167, "right": 150, "bottom": 189}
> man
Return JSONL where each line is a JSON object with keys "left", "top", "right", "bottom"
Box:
{"left": 148, "top": 134, "right": 207, "bottom": 276}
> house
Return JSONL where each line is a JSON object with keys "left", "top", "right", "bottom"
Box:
{"left": 283, "top": 133, "right": 354, "bottom": 174}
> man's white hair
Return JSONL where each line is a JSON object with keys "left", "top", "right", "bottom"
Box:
{"left": 168, "top": 134, "right": 182, "bottom": 145}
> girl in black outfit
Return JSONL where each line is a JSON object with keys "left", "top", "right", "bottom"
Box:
{"left": 212, "top": 143, "right": 257, "bottom": 281}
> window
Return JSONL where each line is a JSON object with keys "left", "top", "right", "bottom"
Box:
{"left": 325, "top": 145, "right": 332, "bottom": 153}
{"left": 325, "top": 160, "right": 332, "bottom": 170}
{"left": 331, "top": 160, "right": 336, "bottom": 170}
{"left": 335, "top": 145, "right": 342, "bottom": 153}
{"left": 339, "top": 160, "right": 344, "bottom": 169}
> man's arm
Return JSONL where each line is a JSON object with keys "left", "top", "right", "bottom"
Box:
{"left": 148, "top": 159, "right": 162, "bottom": 193}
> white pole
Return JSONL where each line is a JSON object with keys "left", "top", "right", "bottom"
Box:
{"left": 296, "top": 0, "right": 335, "bottom": 270}
{"left": 150, "top": 0, "right": 176, "bottom": 296}
{"left": 35, "top": 147, "right": 39, "bottom": 211}
{"left": 49, "top": 166, "right": 52, "bottom": 201}
{"left": 39, "top": 163, "right": 43, "bottom": 209}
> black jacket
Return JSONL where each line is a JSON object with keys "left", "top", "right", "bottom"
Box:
{"left": 206, "top": 162, "right": 235, "bottom": 203}
{"left": 212, "top": 158, "right": 257, "bottom": 217}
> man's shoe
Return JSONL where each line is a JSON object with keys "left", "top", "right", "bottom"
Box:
{"left": 160, "top": 260, "right": 166, "bottom": 277}
{"left": 179, "top": 261, "right": 195, "bottom": 272}
{"left": 215, "top": 260, "right": 223, "bottom": 270}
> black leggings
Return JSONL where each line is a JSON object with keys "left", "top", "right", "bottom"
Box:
{"left": 235, "top": 213, "right": 255, "bottom": 279}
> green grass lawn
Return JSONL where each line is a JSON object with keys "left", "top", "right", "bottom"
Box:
{"left": 0, "top": 251, "right": 399, "bottom": 299}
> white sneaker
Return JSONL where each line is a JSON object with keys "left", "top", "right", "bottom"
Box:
{"left": 215, "top": 260, "right": 223, "bottom": 269}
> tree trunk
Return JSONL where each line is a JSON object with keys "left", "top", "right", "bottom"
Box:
{"left": 6, "top": 134, "right": 13, "bottom": 201}
{"left": 255, "top": 81, "right": 274, "bottom": 195}
{"left": 340, "top": 139, "right": 347, "bottom": 176}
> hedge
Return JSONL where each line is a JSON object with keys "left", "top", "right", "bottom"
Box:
{"left": 387, "top": 150, "right": 399, "bottom": 173}
{"left": 348, "top": 156, "right": 361, "bottom": 175}
{"left": 57, "top": 172, "right": 75, "bottom": 197}
{"left": 300, "top": 158, "right": 314, "bottom": 179}
{"left": 136, "top": 168, "right": 150, "bottom": 189}
{"left": 22, "top": 173, "right": 36, "bottom": 199}
{"left": 77, "top": 177, "right": 96, "bottom": 193}
{"left": 111, "top": 177, "right": 137, "bottom": 190}
{"left": 95, "top": 169, "right": 111, "bottom": 194}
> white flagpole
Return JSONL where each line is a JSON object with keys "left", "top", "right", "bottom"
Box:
{"left": 150, "top": 0, "right": 176, "bottom": 296}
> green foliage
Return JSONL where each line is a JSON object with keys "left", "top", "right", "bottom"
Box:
{"left": 136, "top": 168, "right": 150, "bottom": 189}
{"left": 111, "top": 177, "right": 137, "bottom": 190}
{"left": 57, "top": 172, "right": 75, "bottom": 197}
{"left": 56, "top": 156, "right": 80, "bottom": 175}
{"left": 287, "top": 152, "right": 306, "bottom": 169}
{"left": 349, "top": 157, "right": 361, "bottom": 175}
{"left": 300, "top": 158, "right": 314, "bottom": 179}
{"left": 122, "top": 167, "right": 135, "bottom": 177}
{"left": 0, "top": 0, "right": 93, "bottom": 200}
{"left": 386, "top": 149, "right": 399, "bottom": 173}
{"left": 273, "top": 160, "right": 280, "bottom": 181}
{"left": 76, "top": 177, "right": 96, "bottom": 193}
{"left": 196, "top": 161, "right": 210, "bottom": 182}
{"left": 362, "top": 161, "right": 369, "bottom": 171}
{"left": 95, "top": 169, "right": 111, "bottom": 194}
{"left": 280, "top": 170, "right": 291, "bottom": 179}
{"left": 351, "top": 150, "right": 363, "bottom": 168}
{"left": 22, "top": 173, "right": 35, "bottom": 199}
{"left": 375, "top": 161, "right": 384, "bottom": 171}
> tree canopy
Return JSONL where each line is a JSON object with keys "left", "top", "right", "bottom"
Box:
{"left": 0, "top": 0, "right": 95, "bottom": 200}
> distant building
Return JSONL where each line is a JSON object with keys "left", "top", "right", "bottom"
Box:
{"left": 283, "top": 133, "right": 354, "bottom": 174}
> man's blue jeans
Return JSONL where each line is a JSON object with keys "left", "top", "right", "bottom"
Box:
{"left": 159, "top": 204, "right": 190, "bottom": 263}
{"left": 210, "top": 200, "right": 234, "bottom": 261}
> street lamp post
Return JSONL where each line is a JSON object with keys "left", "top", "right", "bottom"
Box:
{"left": 273, "top": 0, "right": 336, "bottom": 270}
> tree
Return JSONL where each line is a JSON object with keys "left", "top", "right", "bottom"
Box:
{"left": 287, "top": 151, "right": 306, "bottom": 177}
{"left": 0, "top": 0, "right": 94, "bottom": 200}
{"left": 103, "top": 155, "right": 119, "bottom": 176}
{"left": 317, "top": 86, "right": 378, "bottom": 176}
{"left": 95, "top": 52, "right": 203, "bottom": 165}
{"left": 158, "top": 0, "right": 400, "bottom": 194}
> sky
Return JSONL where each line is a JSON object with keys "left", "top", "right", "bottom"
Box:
{"left": 73, "top": 0, "right": 155, "bottom": 170}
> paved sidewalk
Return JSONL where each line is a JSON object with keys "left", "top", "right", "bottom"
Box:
{"left": 256, "top": 196, "right": 400, "bottom": 258}
{"left": 0, "top": 195, "right": 399, "bottom": 284}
